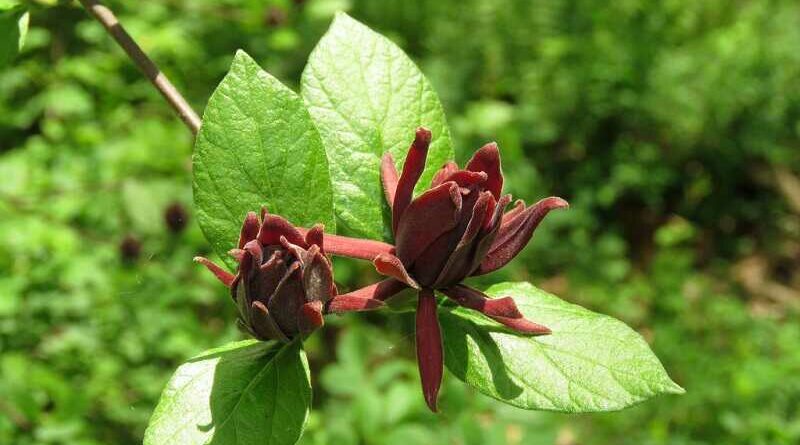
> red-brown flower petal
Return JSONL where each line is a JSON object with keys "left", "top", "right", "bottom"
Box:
{"left": 467, "top": 194, "right": 511, "bottom": 275}
{"left": 431, "top": 161, "right": 459, "bottom": 188}
{"left": 392, "top": 127, "right": 433, "bottom": 234}
{"left": 238, "top": 211, "right": 261, "bottom": 249}
{"left": 381, "top": 152, "right": 399, "bottom": 208}
{"left": 502, "top": 199, "right": 526, "bottom": 225}
{"left": 439, "top": 170, "right": 487, "bottom": 189}
{"left": 194, "top": 256, "right": 235, "bottom": 287}
{"left": 250, "top": 300, "right": 290, "bottom": 342}
{"left": 395, "top": 181, "right": 462, "bottom": 265}
{"left": 325, "top": 279, "right": 407, "bottom": 313}
{"left": 476, "top": 196, "right": 569, "bottom": 275}
{"left": 434, "top": 191, "right": 493, "bottom": 287}
{"left": 416, "top": 289, "right": 443, "bottom": 412}
{"left": 465, "top": 142, "right": 503, "bottom": 199}
{"left": 325, "top": 295, "right": 385, "bottom": 313}
{"left": 442, "top": 285, "right": 551, "bottom": 335}
{"left": 267, "top": 262, "right": 305, "bottom": 335}
{"left": 373, "top": 253, "right": 420, "bottom": 289}
{"left": 298, "top": 300, "right": 325, "bottom": 335}
{"left": 304, "top": 224, "right": 325, "bottom": 251}
{"left": 303, "top": 248, "right": 335, "bottom": 303}
{"left": 258, "top": 214, "right": 306, "bottom": 247}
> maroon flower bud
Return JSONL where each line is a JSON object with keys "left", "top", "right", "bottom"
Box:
{"left": 306, "top": 127, "right": 569, "bottom": 411}
{"left": 164, "top": 202, "right": 188, "bottom": 234}
{"left": 195, "top": 209, "right": 384, "bottom": 342}
{"left": 119, "top": 234, "right": 142, "bottom": 263}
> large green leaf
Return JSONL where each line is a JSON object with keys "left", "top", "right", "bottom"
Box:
{"left": 194, "top": 50, "right": 335, "bottom": 268}
{"left": 0, "top": 3, "right": 28, "bottom": 68}
{"left": 301, "top": 13, "right": 454, "bottom": 240}
{"left": 144, "top": 339, "right": 311, "bottom": 445}
{"left": 440, "top": 282, "right": 684, "bottom": 412}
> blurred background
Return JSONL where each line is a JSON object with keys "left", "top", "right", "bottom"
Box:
{"left": 1, "top": 0, "right": 799, "bottom": 444}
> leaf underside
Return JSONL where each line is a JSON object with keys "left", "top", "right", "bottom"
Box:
{"left": 144, "top": 339, "right": 311, "bottom": 445}
{"left": 439, "top": 282, "right": 684, "bottom": 412}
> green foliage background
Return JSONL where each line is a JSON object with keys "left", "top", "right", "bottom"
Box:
{"left": 1, "top": 0, "right": 799, "bottom": 444}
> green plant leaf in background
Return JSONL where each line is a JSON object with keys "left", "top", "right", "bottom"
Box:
{"left": 144, "top": 339, "right": 311, "bottom": 445}
{"left": 440, "top": 282, "right": 684, "bottom": 412}
{"left": 301, "top": 12, "right": 454, "bottom": 240}
{"left": 0, "top": 2, "right": 28, "bottom": 68}
{"left": 194, "top": 50, "right": 335, "bottom": 269}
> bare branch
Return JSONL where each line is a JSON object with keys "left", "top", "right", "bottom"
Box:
{"left": 77, "top": 0, "right": 201, "bottom": 135}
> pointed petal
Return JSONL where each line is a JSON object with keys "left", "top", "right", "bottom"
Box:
{"left": 194, "top": 256, "right": 235, "bottom": 287}
{"left": 258, "top": 214, "right": 306, "bottom": 247}
{"left": 434, "top": 191, "right": 493, "bottom": 287}
{"left": 326, "top": 295, "right": 385, "bottom": 313}
{"left": 250, "top": 300, "right": 290, "bottom": 342}
{"left": 416, "top": 289, "right": 443, "bottom": 412}
{"left": 477, "top": 197, "right": 569, "bottom": 275}
{"left": 373, "top": 253, "right": 420, "bottom": 289}
{"left": 395, "top": 181, "right": 462, "bottom": 265}
{"left": 381, "top": 152, "right": 399, "bottom": 208}
{"left": 304, "top": 224, "right": 325, "bottom": 251}
{"left": 238, "top": 211, "right": 261, "bottom": 248}
{"left": 431, "top": 161, "right": 459, "bottom": 188}
{"left": 442, "top": 285, "right": 550, "bottom": 335}
{"left": 297, "top": 229, "right": 394, "bottom": 261}
{"left": 465, "top": 142, "right": 503, "bottom": 199}
{"left": 392, "top": 127, "right": 433, "bottom": 234}
{"left": 298, "top": 300, "right": 324, "bottom": 335}
{"left": 228, "top": 248, "right": 245, "bottom": 262}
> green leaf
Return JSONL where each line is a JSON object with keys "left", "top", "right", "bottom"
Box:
{"left": 0, "top": 4, "right": 28, "bottom": 68}
{"left": 440, "top": 282, "right": 684, "bottom": 412}
{"left": 144, "top": 339, "right": 311, "bottom": 445}
{"left": 194, "top": 50, "right": 334, "bottom": 268}
{"left": 301, "top": 13, "right": 454, "bottom": 240}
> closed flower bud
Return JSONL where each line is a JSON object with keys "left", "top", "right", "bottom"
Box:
{"left": 196, "top": 209, "right": 384, "bottom": 342}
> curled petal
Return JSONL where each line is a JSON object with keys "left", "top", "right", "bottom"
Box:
{"left": 465, "top": 142, "right": 503, "bottom": 199}
{"left": 381, "top": 152, "right": 399, "bottom": 208}
{"left": 503, "top": 199, "right": 526, "bottom": 224}
{"left": 431, "top": 161, "right": 459, "bottom": 188}
{"left": 416, "top": 289, "right": 443, "bottom": 412}
{"left": 476, "top": 197, "right": 569, "bottom": 275}
{"left": 304, "top": 224, "right": 325, "bottom": 251}
{"left": 298, "top": 230, "right": 395, "bottom": 261}
{"left": 442, "top": 285, "right": 550, "bottom": 335}
{"left": 392, "top": 127, "right": 433, "bottom": 234}
{"left": 194, "top": 256, "right": 235, "bottom": 287}
{"left": 238, "top": 211, "right": 261, "bottom": 248}
{"left": 298, "top": 300, "right": 325, "bottom": 335}
{"left": 438, "top": 170, "right": 487, "bottom": 189}
{"left": 373, "top": 253, "right": 420, "bottom": 289}
{"left": 395, "top": 181, "right": 462, "bottom": 265}
{"left": 258, "top": 214, "right": 306, "bottom": 247}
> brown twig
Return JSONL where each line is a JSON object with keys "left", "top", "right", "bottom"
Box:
{"left": 77, "top": 0, "right": 201, "bottom": 135}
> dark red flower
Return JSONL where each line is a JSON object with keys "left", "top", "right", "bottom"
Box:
{"left": 310, "top": 128, "right": 568, "bottom": 411}
{"left": 195, "top": 209, "right": 384, "bottom": 342}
